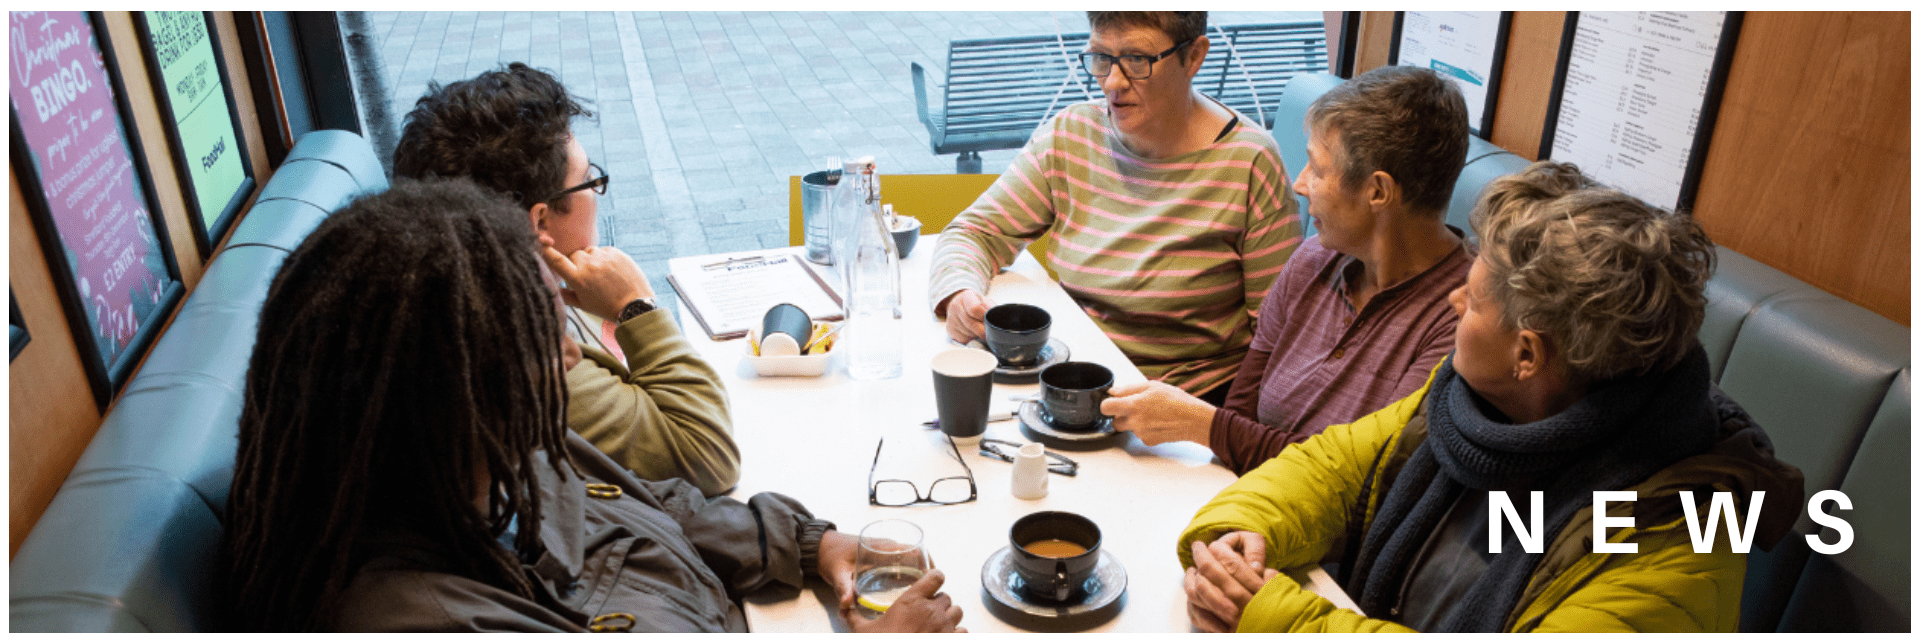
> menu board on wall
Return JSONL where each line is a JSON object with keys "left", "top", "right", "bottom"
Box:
{"left": 135, "top": 11, "right": 254, "bottom": 255}
{"left": 1540, "top": 11, "right": 1744, "bottom": 213}
{"left": 1390, "top": 11, "right": 1511, "bottom": 137}
{"left": 10, "top": 11, "right": 185, "bottom": 406}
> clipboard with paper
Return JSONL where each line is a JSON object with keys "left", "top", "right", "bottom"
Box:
{"left": 667, "top": 253, "right": 844, "bottom": 340}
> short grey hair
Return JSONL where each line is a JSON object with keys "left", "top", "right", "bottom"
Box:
{"left": 1306, "top": 66, "right": 1469, "bottom": 215}
{"left": 1471, "top": 161, "right": 1717, "bottom": 382}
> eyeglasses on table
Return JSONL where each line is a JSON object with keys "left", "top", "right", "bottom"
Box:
{"left": 868, "top": 434, "right": 978, "bottom": 507}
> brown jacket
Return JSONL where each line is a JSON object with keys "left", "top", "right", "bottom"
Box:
{"left": 331, "top": 431, "right": 833, "bottom": 631}
{"left": 565, "top": 307, "right": 741, "bottom": 496}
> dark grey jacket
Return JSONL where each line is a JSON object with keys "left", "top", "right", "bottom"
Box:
{"left": 332, "top": 431, "right": 834, "bottom": 631}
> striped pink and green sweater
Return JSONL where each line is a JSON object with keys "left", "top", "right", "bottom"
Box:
{"left": 930, "top": 101, "right": 1303, "bottom": 395}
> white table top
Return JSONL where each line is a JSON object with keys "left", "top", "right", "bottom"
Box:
{"left": 670, "top": 239, "right": 1354, "bottom": 632}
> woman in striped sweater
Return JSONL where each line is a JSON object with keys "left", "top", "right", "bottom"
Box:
{"left": 930, "top": 11, "right": 1302, "bottom": 403}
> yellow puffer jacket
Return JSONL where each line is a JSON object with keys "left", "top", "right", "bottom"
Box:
{"left": 1179, "top": 364, "right": 1802, "bottom": 632}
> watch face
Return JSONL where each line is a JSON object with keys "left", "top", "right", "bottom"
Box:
{"left": 620, "top": 298, "right": 655, "bottom": 322}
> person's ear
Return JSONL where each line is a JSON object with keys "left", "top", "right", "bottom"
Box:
{"left": 528, "top": 202, "right": 556, "bottom": 247}
{"left": 1512, "top": 329, "right": 1551, "bottom": 381}
{"left": 1184, "top": 36, "right": 1211, "bottom": 79}
{"left": 1366, "top": 170, "right": 1398, "bottom": 213}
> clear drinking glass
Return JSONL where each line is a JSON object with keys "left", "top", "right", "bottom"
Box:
{"left": 853, "top": 519, "right": 929, "bottom": 619}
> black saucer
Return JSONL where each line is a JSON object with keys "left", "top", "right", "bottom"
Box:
{"left": 1016, "top": 400, "right": 1118, "bottom": 450}
{"left": 963, "top": 338, "right": 1069, "bottom": 384}
{"left": 980, "top": 545, "right": 1126, "bottom": 629}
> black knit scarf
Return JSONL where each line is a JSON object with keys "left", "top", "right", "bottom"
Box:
{"left": 1347, "top": 345, "right": 1716, "bottom": 631}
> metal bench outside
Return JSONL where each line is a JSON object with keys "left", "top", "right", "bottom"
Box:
{"left": 911, "top": 21, "right": 1327, "bottom": 173}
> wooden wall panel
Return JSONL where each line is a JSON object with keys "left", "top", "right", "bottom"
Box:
{"left": 1353, "top": 11, "right": 1395, "bottom": 75}
{"left": 1353, "top": 11, "right": 1909, "bottom": 325}
{"left": 9, "top": 173, "right": 106, "bottom": 558}
{"left": 1488, "top": 11, "right": 1564, "bottom": 160}
{"left": 100, "top": 12, "right": 205, "bottom": 287}
{"left": 1690, "top": 12, "right": 1909, "bottom": 324}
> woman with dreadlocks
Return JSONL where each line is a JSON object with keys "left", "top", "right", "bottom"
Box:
{"left": 220, "top": 178, "right": 964, "bottom": 632}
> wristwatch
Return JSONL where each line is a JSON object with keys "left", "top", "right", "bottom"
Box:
{"left": 617, "top": 297, "right": 656, "bottom": 323}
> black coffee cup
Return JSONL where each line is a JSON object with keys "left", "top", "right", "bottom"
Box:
{"left": 983, "top": 303, "right": 1050, "bottom": 367}
{"left": 1009, "top": 511, "right": 1102, "bottom": 603}
{"left": 1039, "top": 362, "right": 1113, "bottom": 430}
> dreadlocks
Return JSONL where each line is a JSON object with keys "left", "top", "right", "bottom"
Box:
{"left": 221, "top": 177, "right": 574, "bottom": 631}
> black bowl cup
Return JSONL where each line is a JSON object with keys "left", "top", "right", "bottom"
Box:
{"left": 1009, "top": 511, "right": 1103, "bottom": 603}
{"left": 983, "top": 303, "right": 1051, "bottom": 367}
{"left": 1039, "top": 362, "right": 1113, "bottom": 430}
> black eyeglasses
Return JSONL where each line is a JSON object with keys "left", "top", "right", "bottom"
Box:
{"left": 869, "top": 435, "right": 978, "bottom": 507}
{"left": 1079, "top": 38, "right": 1195, "bottom": 80}
{"left": 977, "top": 438, "right": 1079, "bottom": 476}
{"left": 541, "top": 162, "right": 609, "bottom": 202}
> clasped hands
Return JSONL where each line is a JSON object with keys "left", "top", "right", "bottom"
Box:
{"left": 1185, "top": 530, "right": 1279, "bottom": 633}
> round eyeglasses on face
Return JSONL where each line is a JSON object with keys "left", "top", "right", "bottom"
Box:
{"left": 542, "top": 162, "right": 609, "bottom": 202}
{"left": 1078, "top": 38, "right": 1195, "bottom": 80}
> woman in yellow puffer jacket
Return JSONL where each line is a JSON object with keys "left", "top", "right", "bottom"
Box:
{"left": 1176, "top": 161, "right": 1804, "bottom": 632}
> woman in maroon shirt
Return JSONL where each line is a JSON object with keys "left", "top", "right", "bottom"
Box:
{"left": 1103, "top": 66, "right": 1474, "bottom": 475}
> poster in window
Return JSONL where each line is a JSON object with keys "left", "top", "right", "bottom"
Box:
{"left": 10, "top": 11, "right": 186, "bottom": 406}
{"left": 135, "top": 11, "right": 254, "bottom": 256}
{"left": 1539, "top": 12, "right": 1743, "bottom": 213}
{"left": 1389, "top": 11, "right": 1511, "bottom": 138}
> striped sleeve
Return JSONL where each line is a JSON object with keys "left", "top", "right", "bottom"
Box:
{"left": 1238, "top": 142, "right": 1303, "bottom": 318}
{"left": 927, "top": 125, "right": 1060, "bottom": 314}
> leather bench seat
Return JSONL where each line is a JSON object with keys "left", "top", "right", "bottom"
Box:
{"left": 10, "top": 130, "right": 386, "bottom": 632}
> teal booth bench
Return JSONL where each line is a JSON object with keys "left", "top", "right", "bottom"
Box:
{"left": 9, "top": 78, "right": 1910, "bottom": 631}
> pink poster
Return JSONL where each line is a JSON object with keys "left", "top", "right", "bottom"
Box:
{"left": 11, "top": 11, "right": 174, "bottom": 370}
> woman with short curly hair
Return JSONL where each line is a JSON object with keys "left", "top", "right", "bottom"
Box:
{"left": 1176, "top": 160, "right": 1805, "bottom": 632}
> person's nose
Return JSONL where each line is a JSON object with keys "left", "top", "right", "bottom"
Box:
{"left": 1099, "top": 62, "right": 1130, "bottom": 96}
{"left": 1292, "top": 169, "right": 1310, "bottom": 198}
{"left": 1448, "top": 286, "right": 1466, "bottom": 315}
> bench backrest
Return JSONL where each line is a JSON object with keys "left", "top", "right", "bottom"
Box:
{"left": 9, "top": 130, "right": 385, "bottom": 632}
{"left": 931, "top": 22, "right": 1327, "bottom": 147}
{"left": 940, "top": 33, "right": 1095, "bottom": 146}
{"left": 1195, "top": 21, "right": 1330, "bottom": 127}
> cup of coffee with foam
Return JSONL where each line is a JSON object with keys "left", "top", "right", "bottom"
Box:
{"left": 1008, "top": 511, "right": 1102, "bottom": 603}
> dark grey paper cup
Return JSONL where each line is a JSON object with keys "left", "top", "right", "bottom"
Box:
{"left": 932, "top": 348, "right": 999, "bottom": 442}
{"left": 761, "top": 303, "right": 813, "bottom": 354}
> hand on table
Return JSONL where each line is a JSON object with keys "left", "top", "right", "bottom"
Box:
{"left": 938, "top": 289, "right": 991, "bottom": 344}
{"left": 541, "top": 245, "right": 655, "bottom": 322}
{"left": 842, "top": 569, "right": 967, "bottom": 633}
{"left": 1103, "top": 381, "right": 1218, "bottom": 447}
{"left": 1185, "top": 532, "right": 1278, "bottom": 632}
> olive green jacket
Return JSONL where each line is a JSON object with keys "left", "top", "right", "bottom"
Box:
{"left": 1179, "top": 364, "right": 1803, "bottom": 632}
{"left": 566, "top": 308, "right": 740, "bottom": 496}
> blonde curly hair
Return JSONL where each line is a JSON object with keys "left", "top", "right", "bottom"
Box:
{"left": 1470, "top": 161, "right": 1716, "bottom": 382}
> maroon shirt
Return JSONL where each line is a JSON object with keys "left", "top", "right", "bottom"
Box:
{"left": 1209, "top": 232, "right": 1472, "bottom": 475}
